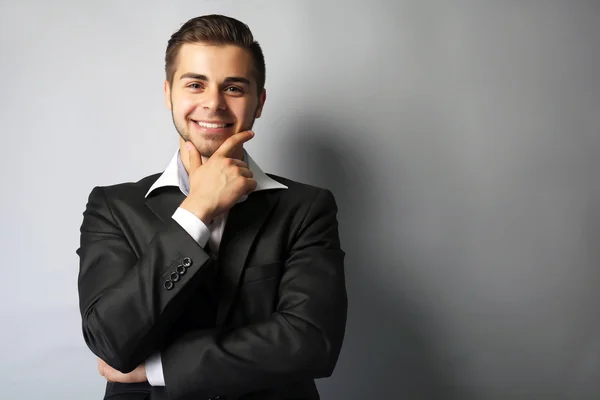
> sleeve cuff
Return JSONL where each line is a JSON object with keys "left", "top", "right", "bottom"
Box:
{"left": 172, "top": 207, "right": 210, "bottom": 248}
{"left": 146, "top": 352, "right": 165, "bottom": 386}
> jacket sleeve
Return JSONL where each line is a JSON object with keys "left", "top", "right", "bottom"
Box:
{"left": 161, "top": 188, "right": 348, "bottom": 399}
{"left": 76, "top": 186, "right": 213, "bottom": 373}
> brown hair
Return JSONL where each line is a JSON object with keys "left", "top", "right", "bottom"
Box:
{"left": 165, "top": 14, "right": 266, "bottom": 93}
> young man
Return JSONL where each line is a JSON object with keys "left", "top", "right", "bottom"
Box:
{"left": 77, "top": 14, "right": 347, "bottom": 400}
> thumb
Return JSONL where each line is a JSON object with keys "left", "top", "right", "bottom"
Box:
{"left": 185, "top": 141, "right": 202, "bottom": 169}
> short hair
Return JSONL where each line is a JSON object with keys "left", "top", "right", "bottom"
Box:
{"left": 165, "top": 14, "right": 266, "bottom": 93}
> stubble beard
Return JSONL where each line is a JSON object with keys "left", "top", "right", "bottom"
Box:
{"left": 171, "top": 111, "right": 223, "bottom": 158}
{"left": 169, "top": 101, "right": 258, "bottom": 159}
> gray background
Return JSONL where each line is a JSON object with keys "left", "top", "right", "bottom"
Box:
{"left": 1, "top": 0, "right": 599, "bottom": 399}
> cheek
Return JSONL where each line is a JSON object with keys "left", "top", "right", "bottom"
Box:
{"left": 231, "top": 101, "right": 257, "bottom": 122}
{"left": 173, "top": 95, "right": 198, "bottom": 118}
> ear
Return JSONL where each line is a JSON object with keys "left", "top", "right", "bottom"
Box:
{"left": 164, "top": 80, "right": 172, "bottom": 110}
{"left": 254, "top": 89, "right": 267, "bottom": 118}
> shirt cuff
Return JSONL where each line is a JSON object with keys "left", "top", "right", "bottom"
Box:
{"left": 146, "top": 352, "right": 165, "bottom": 386}
{"left": 172, "top": 207, "right": 210, "bottom": 248}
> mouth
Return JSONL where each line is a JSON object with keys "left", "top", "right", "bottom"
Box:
{"left": 192, "top": 120, "right": 234, "bottom": 129}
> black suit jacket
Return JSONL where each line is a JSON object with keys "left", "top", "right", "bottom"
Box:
{"left": 76, "top": 171, "right": 347, "bottom": 400}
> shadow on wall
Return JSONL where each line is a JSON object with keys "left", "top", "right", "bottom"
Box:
{"left": 564, "top": 196, "right": 600, "bottom": 398}
{"left": 279, "top": 115, "right": 475, "bottom": 399}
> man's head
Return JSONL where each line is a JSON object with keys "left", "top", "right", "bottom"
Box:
{"left": 164, "top": 15, "right": 266, "bottom": 158}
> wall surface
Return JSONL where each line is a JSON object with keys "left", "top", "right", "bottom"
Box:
{"left": 1, "top": 1, "right": 599, "bottom": 398}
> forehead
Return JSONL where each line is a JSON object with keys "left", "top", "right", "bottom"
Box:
{"left": 174, "top": 42, "right": 255, "bottom": 82}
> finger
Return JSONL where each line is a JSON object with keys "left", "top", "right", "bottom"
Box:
{"left": 185, "top": 141, "right": 202, "bottom": 169}
{"left": 235, "top": 166, "right": 254, "bottom": 179}
{"left": 214, "top": 130, "right": 254, "bottom": 158}
{"left": 244, "top": 178, "right": 258, "bottom": 195}
{"left": 236, "top": 176, "right": 257, "bottom": 192}
{"left": 104, "top": 370, "right": 117, "bottom": 382}
{"left": 227, "top": 158, "right": 248, "bottom": 169}
{"left": 103, "top": 367, "right": 126, "bottom": 383}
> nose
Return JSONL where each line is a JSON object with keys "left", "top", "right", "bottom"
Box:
{"left": 201, "top": 85, "right": 227, "bottom": 112}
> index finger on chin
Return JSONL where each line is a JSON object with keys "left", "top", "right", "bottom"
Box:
{"left": 214, "top": 130, "right": 254, "bottom": 158}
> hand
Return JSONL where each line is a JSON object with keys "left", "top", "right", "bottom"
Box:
{"left": 98, "top": 358, "right": 147, "bottom": 383}
{"left": 181, "top": 130, "right": 257, "bottom": 224}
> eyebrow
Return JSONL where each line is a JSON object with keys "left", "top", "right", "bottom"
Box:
{"left": 179, "top": 73, "right": 250, "bottom": 85}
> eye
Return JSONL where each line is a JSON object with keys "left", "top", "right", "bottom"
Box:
{"left": 187, "top": 83, "right": 203, "bottom": 90}
{"left": 225, "top": 86, "right": 244, "bottom": 94}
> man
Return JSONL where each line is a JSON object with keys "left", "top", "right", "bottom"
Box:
{"left": 76, "top": 14, "right": 347, "bottom": 400}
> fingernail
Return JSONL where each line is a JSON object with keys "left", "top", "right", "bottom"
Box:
{"left": 185, "top": 142, "right": 193, "bottom": 151}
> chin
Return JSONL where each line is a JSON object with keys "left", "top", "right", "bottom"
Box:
{"left": 196, "top": 141, "right": 224, "bottom": 158}
{"left": 185, "top": 128, "right": 242, "bottom": 157}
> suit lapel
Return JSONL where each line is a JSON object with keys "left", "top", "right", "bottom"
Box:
{"left": 145, "top": 185, "right": 280, "bottom": 327}
{"left": 216, "top": 191, "right": 280, "bottom": 326}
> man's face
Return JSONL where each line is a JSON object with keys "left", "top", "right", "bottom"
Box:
{"left": 164, "top": 42, "right": 265, "bottom": 158}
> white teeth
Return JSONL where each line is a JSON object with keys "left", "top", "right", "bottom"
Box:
{"left": 195, "top": 121, "right": 228, "bottom": 129}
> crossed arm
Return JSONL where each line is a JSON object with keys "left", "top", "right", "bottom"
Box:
{"left": 77, "top": 186, "right": 347, "bottom": 398}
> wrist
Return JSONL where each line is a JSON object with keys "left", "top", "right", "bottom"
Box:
{"left": 140, "top": 363, "right": 148, "bottom": 382}
{"left": 180, "top": 198, "right": 214, "bottom": 225}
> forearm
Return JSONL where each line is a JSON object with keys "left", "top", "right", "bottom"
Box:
{"left": 81, "top": 219, "right": 211, "bottom": 371}
{"left": 162, "top": 242, "right": 347, "bottom": 397}
{"left": 77, "top": 187, "right": 212, "bottom": 372}
{"left": 161, "top": 307, "right": 346, "bottom": 399}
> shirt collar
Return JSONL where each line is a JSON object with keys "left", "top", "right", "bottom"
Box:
{"left": 145, "top": 149, "right": 288, "bottom": 198}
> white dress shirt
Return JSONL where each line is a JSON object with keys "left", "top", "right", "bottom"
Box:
{"left": 143, "top": 148, "right": 287, "bottom": 386}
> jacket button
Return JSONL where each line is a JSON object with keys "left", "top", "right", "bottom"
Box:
{"left": 164, "top": 280, "right": 174, "bottom": 290}
{"left": 182, "top": 257, "right": 192, "bottom": 267}
{"left": 176, "top": 265, "right": 186, "bottom": 275}
{"left": 170, "top": 272, "right": 180, "bottom": 282}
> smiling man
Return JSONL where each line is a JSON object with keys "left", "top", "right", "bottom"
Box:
{"left": 76, "top": 14, "right": 347, "bottom": 400}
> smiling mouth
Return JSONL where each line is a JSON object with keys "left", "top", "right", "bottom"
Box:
{"left": 193, "top": 120, "right": 234, "bottom": 129}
